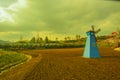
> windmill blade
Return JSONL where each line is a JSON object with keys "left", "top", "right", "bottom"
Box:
{"left": 91, "top": 25, "right": 95, "bottom": 31}
{"left": 95, "top": 29, "right": 101, "bottom": 34}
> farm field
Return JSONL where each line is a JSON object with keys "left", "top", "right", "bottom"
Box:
{"left": 0, "top": 47, "right": 120, "bottom": 80}
{"left": 0, "top": 50, "right": 30, "bottom": 74}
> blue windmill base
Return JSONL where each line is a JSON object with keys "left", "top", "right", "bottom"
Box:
{"left": 83, "top": 31, "right": 100, "bottom": 58}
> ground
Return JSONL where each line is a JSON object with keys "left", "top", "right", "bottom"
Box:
{"left": 0, "top": 47, "right": 120, "bottom": 80}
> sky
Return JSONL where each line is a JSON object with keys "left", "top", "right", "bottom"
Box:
{"left": 0, "top": 0, "right": 120, "bottom": 41}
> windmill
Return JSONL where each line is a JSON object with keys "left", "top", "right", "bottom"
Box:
{"left": 83, "top": 25, "right": 101, "bottom": 58}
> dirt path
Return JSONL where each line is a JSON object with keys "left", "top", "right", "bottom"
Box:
{"left": 24, "top": 48, "right": 120, "bottom": 80}
{"left": 0, "top": 48, "right": 120, "bottom": 80}
{"left": 0, "top": 51, "right": 42, "bottom": 80}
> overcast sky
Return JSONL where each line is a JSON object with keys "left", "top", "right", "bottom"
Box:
{"left": 0, "top": 0, "right": 120, "bottom": 41}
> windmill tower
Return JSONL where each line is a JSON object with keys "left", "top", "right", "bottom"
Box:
{"left": 83, "top": 25, "right": 101, "bottom": 58}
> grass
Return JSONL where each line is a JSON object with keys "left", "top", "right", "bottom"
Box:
{"left": 0, "top": 49, "right": 30, "bottom": 73}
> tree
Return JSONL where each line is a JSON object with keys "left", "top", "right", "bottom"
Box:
{"left": 67, "top": 36, "right": 71, "bottom": 40}
{"left": 30, "top": 37, "right": 36, "bottom": 43}
{"left": 56, "top": 37, "right": 58, "bottom": 43}
{"left": 45, "top": 36, "right": 49, "bottom": 43}
{"left": 76, "top": 35, "right": 79, "bottom": 40}
{"left": 64, "top": 37, "right": 67, "bottom": 41}
{"left": 36, "top": 33, "right": 40, "bottom": 43}
{"left": 40, "top": 37, "right": 43, "bottom": 43}
{"left": 76, "top": 35, "right": 81, "bottom": 41}
{"left": 78, "top": 35, "right": 81, "bottom": 40}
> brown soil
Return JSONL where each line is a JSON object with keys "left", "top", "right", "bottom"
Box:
{"left": 0, "top": 48, "right": 120, "bottom": 80}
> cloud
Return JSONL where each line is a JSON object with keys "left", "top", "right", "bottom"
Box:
{"left": 8, "top": 0, "right": 27, "bottom": 12}
{"left": 98, "top": 12, "right": 120, "bottom": 34}
{"left": 0, "top": 0, "right": 120, "bottom": 40}
{"left": 0, "top": 0, "right": 17, "bottom": 7}
{"left": 0, "top": 0, "right": 27, "bottom": 22}
{"left": 0, "top": 7, "right": 14, "bottom": 22}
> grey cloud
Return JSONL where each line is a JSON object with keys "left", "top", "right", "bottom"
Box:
{"left": 0, "top": 0, "right": 120, "bottom": 40}
{"left": 0, "top": 0, "right": 17, "bottom": 7}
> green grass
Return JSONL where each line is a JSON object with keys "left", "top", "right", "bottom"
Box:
{"left": 0, "top": 49, "right": 29, "bottom": 73}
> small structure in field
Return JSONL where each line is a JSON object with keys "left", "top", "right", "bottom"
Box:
{"left": 83, "top": 25, "right": 101, "bottom": 58}
{"left": 106, "top": 31, "right": 120, "bottom": 49}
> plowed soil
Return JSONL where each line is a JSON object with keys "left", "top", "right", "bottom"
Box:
{"left": 0, "top": 48, "right": 120, "bottom": 80}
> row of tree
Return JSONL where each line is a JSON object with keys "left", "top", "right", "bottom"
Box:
{"left": 19, "top": 35, "right": 82, "bottom": 43}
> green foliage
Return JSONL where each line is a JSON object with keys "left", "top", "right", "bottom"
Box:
{"left": 97, "top": 35, "right": 107, "bottom": 40}
{"left": 0, "top": 50, "right": 28, "bottom": 72}
{"left": 30, "top": 37, "right": 36, "bottom": 43}
{"left": 45, "top": 36, "right": 49, "bottom": 43}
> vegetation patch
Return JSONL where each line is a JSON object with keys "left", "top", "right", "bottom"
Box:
{"left": 0, "top": 49, "right": 31, "bottom": 74}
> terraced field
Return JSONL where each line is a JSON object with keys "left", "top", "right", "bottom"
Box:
{"left": 0, "top": 48, "right": 120, "bottom": 80}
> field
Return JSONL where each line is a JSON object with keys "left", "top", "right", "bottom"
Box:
{"left": 0, "top": 48, "right": 120, "bottom": 80}
{"left": 0, "top": 50, "right": 30, "bottom": 74}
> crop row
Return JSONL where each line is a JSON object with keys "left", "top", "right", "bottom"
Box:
{"left": 0, "top": 50, "right": 29, "bottom": 73}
